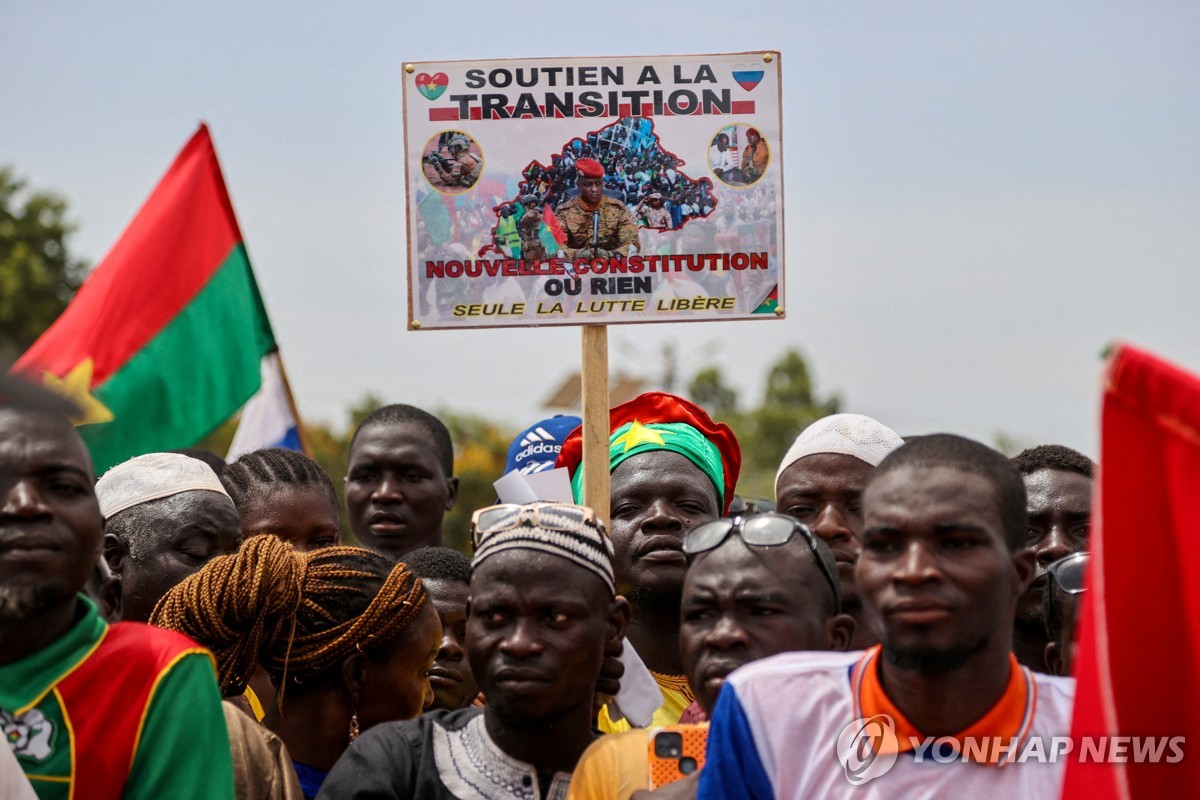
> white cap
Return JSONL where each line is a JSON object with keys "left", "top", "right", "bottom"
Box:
{"left": 775, "top": 414, "right": 905, "bottom": 487}
{"left": 96, "top": 452, "right": 232, "bottom": 520}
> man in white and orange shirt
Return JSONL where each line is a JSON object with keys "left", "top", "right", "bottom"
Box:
{"left": 700, "top": 434, "right": 1075, "bottom": 798}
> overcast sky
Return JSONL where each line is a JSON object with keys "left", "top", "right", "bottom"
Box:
{"left": 4, "top": 1, "right": 1198, "bottom": 457}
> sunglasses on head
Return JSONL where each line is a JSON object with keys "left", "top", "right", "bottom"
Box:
{"left": 1046, "top": 551, "right": 1089, "bottom": 595}
{"left": 683, "top": 513, "right": 841, "bottom": 615}
{"left": 469, "top": 502, "right": 604, "bottom": 549}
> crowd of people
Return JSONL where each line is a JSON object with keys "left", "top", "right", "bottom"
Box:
{"left": 518, "top": 118, "right": 716, "bottom": 233}
{"left": 0, "top": 360, "right": 1096, "bottom": 798}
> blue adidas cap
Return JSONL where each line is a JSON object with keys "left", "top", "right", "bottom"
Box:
{"left": 504, "top": 415, "right": 582, "bottom": 476}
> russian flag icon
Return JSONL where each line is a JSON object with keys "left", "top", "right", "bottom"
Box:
{"left": 732, "top": 67, "right": 764, "bottom": 92}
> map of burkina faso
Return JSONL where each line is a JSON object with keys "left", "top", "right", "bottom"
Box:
{"left": 484, "top": 116, "right": 717, "bottom": 256}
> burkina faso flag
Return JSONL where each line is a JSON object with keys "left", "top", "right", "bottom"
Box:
{"left": 538, "top": 204, "right": 567, "bottom": 255}
{"left": 14, "top": 124, "right": 275, "bottom": 471}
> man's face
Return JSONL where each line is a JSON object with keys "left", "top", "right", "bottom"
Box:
{"left": 681, "top": 537, "right": 843, "bottom": 712}
{"left": 357, "top": 601, "right": 441, "bottom": 728}
{"left": 111, "top": 491, "right": 242, "bottom": 623}
{"left": 345, "top": 422, "right": 458, "bottom": 560}
{"left": 579, "top": 176, "right": 605, "bottom": 205}
{"left": 0, "top": 409, "right": 102, "bottom": 624}
{"left": 716, "top": 135, "right": 728, "bottom": 151}
{"left": 748, "top": 131, "right": 761, "bottom": 145}
{"left": 858, "top": 465, "right": 1033, "bottom": 673}
{"left": 423, "top": 577, "right": 478, "bottom": 711}
{"left": 237, "top": 485, "right": 339, "bottom": 553}
{"left": 468, "top": 551, "right": 616, "bottom": 723}
{"left": 609, "top": 451, "right": 720, "bottom": 604}
{"left": 1016, "top": 469, "right": 1092, "bottom": 627}
{"left": 776, "top": 453, "right": 873, "bottom": 609}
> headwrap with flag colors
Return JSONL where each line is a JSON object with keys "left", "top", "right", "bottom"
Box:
{"left": 1062, "top": 343, "right": 1200, "bottom": 800}
{"left": 13, "top": 124, "right": 276, "bottom": 471}
{"left": 555, "top": 392, "right": 741, "bottom": 513}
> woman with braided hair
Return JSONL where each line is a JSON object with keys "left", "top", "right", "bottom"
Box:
{"left": 151, "top": 535, "right": 441, "bottom": 800}
{"left": 221, "top": 448, "right": 341, "bottom": 552}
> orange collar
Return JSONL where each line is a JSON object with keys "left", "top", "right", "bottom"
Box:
{"left": 851, "top": 645, "right": 1037, "bottom": 766}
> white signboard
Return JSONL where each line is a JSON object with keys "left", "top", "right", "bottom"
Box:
{"left": 403, "top": 51, "right": 784, "bottom": 330}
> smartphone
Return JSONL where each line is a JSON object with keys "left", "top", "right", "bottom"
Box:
{"left": 647, "top": 726, "right": 708, "bottom": 789}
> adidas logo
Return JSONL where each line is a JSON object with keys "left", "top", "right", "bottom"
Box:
{"left": 514, "top": 442, "right": 561, "bottom": 462}
{"left": 518, "top": 426, "right": 557, "bottom": 447}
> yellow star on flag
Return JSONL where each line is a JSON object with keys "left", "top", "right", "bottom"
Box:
{"left": 42, "top": 358, "right": 114, "bottom": 426}
{"left": 612, "top": 421, "right": 668, "bottom": 452}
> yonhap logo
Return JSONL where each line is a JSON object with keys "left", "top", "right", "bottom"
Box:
{"left": 836, "top": 714, "right": 899, "bottom": 785}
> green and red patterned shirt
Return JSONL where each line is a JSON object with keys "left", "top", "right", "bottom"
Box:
{"left": 1, "top": 595, "right": 234, "bottom": 800}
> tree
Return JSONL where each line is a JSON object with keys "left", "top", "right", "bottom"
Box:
{"left": 688, "top": 365, "right": 738, "bottom": 419}
{"left": 0, "top": 166, "right": 88, "bottom": 361}
{"left": 691, "top": 349, "right": 841, "bottom": 499}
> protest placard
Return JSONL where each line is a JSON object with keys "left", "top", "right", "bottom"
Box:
{"left": 403, "top": 52, "right": 784, "bottom": 331}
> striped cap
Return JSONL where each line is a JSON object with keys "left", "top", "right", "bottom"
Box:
{"left": 471, "top": 503, "right": 615, "bottom": 594}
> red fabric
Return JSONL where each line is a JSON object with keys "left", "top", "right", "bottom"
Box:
{"left": 1062, "top": 344, "right": 1200, "bottom": 798}
{"left": 575, "top": 158, "right": 604, "bottom": 178}
{"left": 56, "top": 622, "right": 206, "bottom": 798}
{"left": 555, "top": 391, "right": 742, "bottom": 513}
{"left": 14, "top": 124, "right": 242, "bottom": 386}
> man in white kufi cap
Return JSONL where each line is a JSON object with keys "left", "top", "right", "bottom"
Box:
{"left": 775, "top": 414, "right": 904, "bottom": 649}
{"left": 97, "top": 452, "right": 242, "bottom": 622}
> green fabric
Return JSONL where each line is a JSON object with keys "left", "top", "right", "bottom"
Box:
{"left": 124, "top": 653, "right": 234, "bottom": 800}
{"left": 0, "top": 595, "right": 104, "bottom": 712}
{"left": 0, "top": 596, "right": 233, "bottom": 799}
{"left": 80, "top": 244, "right": 275, "bottom": 472}
{"left": 571, "top": 421, "right": 725, "bottom": 504}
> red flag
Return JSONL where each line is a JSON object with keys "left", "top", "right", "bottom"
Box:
{"left": 538, "top": 203, "right": 567, "bottom": 255}
{"left": 1063, "top": 344, "right": 1200, "bottom": 798}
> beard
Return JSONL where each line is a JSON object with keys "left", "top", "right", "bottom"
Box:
{"left": 626, "top": 583, "right": 682, "bottom": 619}
{"left": 0, "top": 584, "right": 65, "bottom": 623}
{"left": 882, "top": 629, "right": 992, "bottom": 674}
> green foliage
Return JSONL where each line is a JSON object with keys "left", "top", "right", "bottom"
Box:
{"left": 440, "top": 411, "right": 514, "bottom": 554}
{"left": 688, "top": 366, "right": 738, "bottom": 418}
{"left": 0, "top": 166, "right": 88, "bottom": 361}
{"left": 688, "top": 349, "right": 841, "bottom": 499}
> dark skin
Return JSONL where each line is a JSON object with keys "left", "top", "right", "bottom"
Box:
{"left": 1013, "top": 468, "right": 1092, "bottom": 671}
{"left": 267, "top": 601, "right": 440, "bottom": 771}
{"left": 238, "top": 485, "right": 340, "bottom": 553}
{"left": 776, "top": 452, "right": 875, "bottom": 649}
{"left": 858, "top": 464, "right": 1035, "bottom": 737}
{"left": 103, "top": 491, "right": 242, "bottom": 622}
{"left": 423, "top": 577, "right": 479, "bottom": 710}
{"left": 632, "top": 538, "right": 857, "bottom": 800}
{"left": 609, "top": 451, "right": 720, "bottom": 676}
{"left": 345, "top": 422, "right": 459, "bottom": 561}
{"left": 579, "top": 175, "right": 605, "bottom": 207}
{"left": 468, "top": 551, "right": 629, "bottom": 776}
{"left": 0, "top": 408, "right": 103, "bottom": 667}
{"left": 681, "top": 538, "right": 855, "bottom": 714}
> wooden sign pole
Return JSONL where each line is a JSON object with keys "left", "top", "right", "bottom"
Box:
{"left": 581, "top": 324, "right": 610, "bottom": 526}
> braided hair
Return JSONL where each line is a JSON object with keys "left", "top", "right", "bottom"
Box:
{"left": 221, "top": 448, "right": 339, "bottom": 521}
{"left": 150, "top": 535, "right": 426, "bottom": 696}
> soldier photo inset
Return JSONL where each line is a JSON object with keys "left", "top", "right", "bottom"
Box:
{"left": 554, "top": 158, "right": 641, "bottom": 260}
{"left": 422, "top": 131, "right": 483, "bottom": 193}
{"left": 709, "top": 123, "right": 770, "bottom": 187}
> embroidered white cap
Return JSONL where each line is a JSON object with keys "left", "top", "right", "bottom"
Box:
{"left": 96, "top": 452, "right": 232, "bottom": 520}
{"left": 775, "top": 413, "right": 905, "bottom": 488}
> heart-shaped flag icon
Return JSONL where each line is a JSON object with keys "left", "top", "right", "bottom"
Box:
{"left": 731, "top": 64, "right": 764, "bottom": 92}
{"left": 415, "top": 72, "right": 449, "bottom": 101}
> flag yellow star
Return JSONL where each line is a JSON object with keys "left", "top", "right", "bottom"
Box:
{"left": 42, "top": 358, "right": 114, "bottom": 426}
{"left": 612, "top": 421, "right": 668, "bottom": 452}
